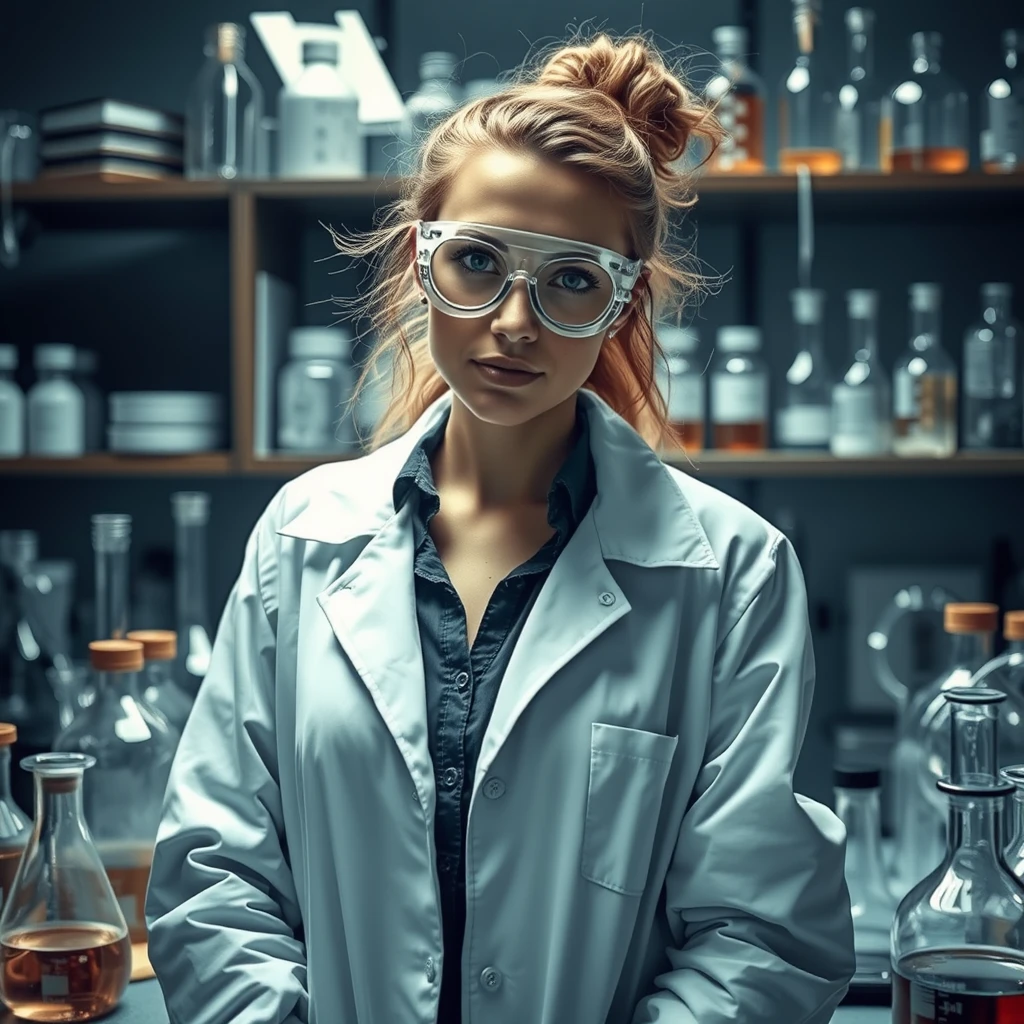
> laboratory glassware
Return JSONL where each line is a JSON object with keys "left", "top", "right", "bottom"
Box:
{"left": 0, "top": 724, "right": 30, "bottom": 916}
{"left": 656, "top": 323, "right": 704, "bottom": 450}
{"left": 893, "top": 283, "right": 958, "bottom": 458}
{"left": 1002, "top": 763, "right": 1024, "bottom": 876}
{"left": 91, "top": 514, "right": 130, "bottom": 642}
{"left": 0, "top": 752, "right": 130, "bottom": 1021}
{"left": 53, "top": 641, "right": 176, "bottom": 944}
{"left": 705, "top": 26, "right": 766, "bottom": 174}
{"left": 27, "top": 345, "right": 84, "bottom": 457}
{"left": 185, "top": 23, "right": 264, "bottom": 180}
{"left": 778, "top": 0, "right": 841, "bottom": 175}
{"left": 172, "top": 493, "right": 212, "bottom": 698}
{"left": 891, "top": 688, "right": 1024, "bottom": 1022}
{"left": 831, "top": 289, "right": 891, "bottom": 456}
{"left": 126, "top": 630, "right": 191, "bottom": 737}
{"left": 0, "top": 531, "right": 41, "bottom": 736}
{"left": 982, "top": 30, "right": 1023, "bottom": 174}
{"left": 398, "top": 52, "right": 460, "bottom": 174}
{"left": 710, "top": 327, "right": 768, "bottom": 451}
{"left": 776, "top": 288, "right": 833, "bottom": 450}
{"left": 837, "top": 8, "right": 884, "bottom": 172}
{"left": 888, "top": 32, "right": 969, "bottom": 174}
{"left": 0, "top": 344, "right": 24, "bottom": 456}
{"left": 962, "top": 283, "right": 1021, "bottom": 450}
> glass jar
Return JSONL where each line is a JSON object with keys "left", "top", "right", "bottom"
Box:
{"left": 656, "top": 323, "right": 704, "bottom": 450}
{"left": 711, "top": 327, "right": 768, "bottom": 451}
{"left": 837, "top": 7, "right": 885, "bottom": 172}
{"left": 776, "top": 288, "right": 833, "bottom": 450}
{"left": 397, "top": 51, "right": 460, "bottom": 175}
{"left": 0, "top": 724, "right": 30, "bottom": 917}
{"left": 982, "top": 30, "right": 1023, "bottom": 174}
{"left": 705, "top": 26, "right": 766, "bottom": 174}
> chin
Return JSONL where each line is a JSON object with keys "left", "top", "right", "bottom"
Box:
{"left": 450, "top": 383, "right": 554, "bottom": 428}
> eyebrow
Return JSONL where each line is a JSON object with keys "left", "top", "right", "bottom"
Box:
{"left": 462, "top": 229, "right": 510, "bottom": 252}
{"left": 460, "top": 228, "right": 600, "bottom": 262}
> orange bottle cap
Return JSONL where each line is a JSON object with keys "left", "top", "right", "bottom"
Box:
{"left": 89, "top": 640, "right": 144, "bottom": 673}
{"left": 0, "top": 724, "right": 17, "bottom": 747}
{"left": 944, "top": 602, "right": 1000, "bottom": 635}
{"left": 126, "top": 630, "right": 177, "bottom": 661}
{"left": 1006, "top": 612, "right": 1024, "bottom": 642}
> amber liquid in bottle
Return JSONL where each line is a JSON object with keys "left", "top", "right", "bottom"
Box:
{"left": 669, "top": 421, "right": 705, "bottom": 451}
{"left": 104, "top": 862, "right": 152, "bottom": 944}
{"left": 778, "top": 147, "right": 844, "bottom": 174}
{"left": 982, "top": 159, "right": 1022, "bottom": 174}
{"left": 713, "top": 422, "right": 767, "bottom": 451}
{"left": 892, "top": 147, "right": 969, "bottom": 173}
{"left": 0, "top": 922, "right": 131, "bottom": 1022}
{"left": 0, "top": 846, "right": 24, "bottom": 912}
{"left": 710, "top": 91, "right": 766, "bottom": 174}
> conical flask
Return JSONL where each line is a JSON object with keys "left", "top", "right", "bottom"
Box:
{"left": 0, "top": 752, "right": 130, "bottom": 1021}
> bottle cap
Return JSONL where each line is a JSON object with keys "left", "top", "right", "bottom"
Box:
{"left": 89, "top": 640, "right": 144, "bottom": 673}
{"left": 790, "top": 288, "right": 825, "bottom": 325}
{"left": 844, "top": 8, "right": 875, "bottom": 33}
{"left": 833, "top": 764, "right": 881, "bottom": 790}
{"left": 34, "top": 344, "right": 77, "bottom": 371}
{"left": 0, "top": 345, "right": 16, "bottom": 371}
{"left": 91, "top": 514, "right": 131, "bottom": 554}
{"left": 127, "top": 630, "right": 177, "bottom": 661}
{"left": 909, "top": 282, "right": 941, "bottom": 313}
{"left": 658, "top": 324, "right": 699, "bottom": 355}
{"left": 1005, "top": 612, "right": 1024, "bottom": 642}
{"left": 288, "top": 326, "right": 350, "bottom": 361}
{"left": 846, "top": 289, "right": 878, "bottom": 319}
{"left": 717, "top": 326, "right": 762, "bottom": 353}
{"left": 303, "top": 39, "right": 339, "bottom": 65}
{"left": 712, "top": 26, "right": 748, "bottom": 55}
{"left": 420, "top": 51, "right": 457, "bottom": 82}
{"left": 207, "top": 22, "right": 245, "bottom": 61}
{"left": 171, "top": 491, "right": 210, "bottom": 526}
{"left": 944, "top": 602, "right": 999, "bottom": 635}
{"left": 0, "top": 724, "right": 17, "bottom": 747}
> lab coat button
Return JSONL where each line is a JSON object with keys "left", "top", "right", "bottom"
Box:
{"left": 425, "top": 957, "right": 436, "bottom": 983}
{"left": 455, "top": 671, "right": 469, "bottom": 689}
{"left": 480, "top": 967, "right": 502, "bottom": 992}
{"left": 443, "top": 767, "right": 459, "bottom": 787}
{"left": 598, "top": 591, "right": 616, "bottom": 606}
{"left": 483, "top": 777, "right": 506, "bottom": 800}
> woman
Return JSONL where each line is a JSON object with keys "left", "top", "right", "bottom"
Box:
{"left": 147, "top": 32, "right": 855, "bottom": 1024}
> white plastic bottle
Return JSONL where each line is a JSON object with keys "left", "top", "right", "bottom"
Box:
{"left": 27, "top": 344, "right": 85, "bottom": 457}
{"left": 0, "top": 345, "right": 25, "bottom": 457}
{"left": 397, "top": 52, "right": 460, "bottom": 174}
{"left": 277, "top": 39, "right": 364, "bottom": 179}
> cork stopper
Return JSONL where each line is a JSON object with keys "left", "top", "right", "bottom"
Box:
{"left": 42, "top": 776, "right": 79, "bottom": 794}
{"left": 127, "top": 630, "right": 177, "bottom": 662}
{"left": 944, "top": 603, "right": 1000, "bottom": 635}
{"left": 1005, "top": 612, "right": 1024, "bottom": 642}
{"left": 88, "top": 640, "right": 144, "bottom": 673}
{"left": 0, "top": 724, "right": 17, "bottom": 747}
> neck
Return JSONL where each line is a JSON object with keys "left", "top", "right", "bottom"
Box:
{"left": 433, "top": 394, "right": 579, "bottom": 509}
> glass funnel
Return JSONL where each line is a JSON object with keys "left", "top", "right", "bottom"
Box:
{"left": 0, "top": 752, "right": 130, "bottom": 1021}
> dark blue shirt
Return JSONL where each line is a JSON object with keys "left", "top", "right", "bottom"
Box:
{"left": 391, "top": 403, "right": 596, "bottom": 1024}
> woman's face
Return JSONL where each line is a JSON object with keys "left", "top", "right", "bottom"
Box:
{"left": 419, "top": 148, "right": 636, "bottom": 429}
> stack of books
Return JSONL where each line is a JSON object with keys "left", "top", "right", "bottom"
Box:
{"left": 38, "top": 99, "right": 185, "bottom": 182}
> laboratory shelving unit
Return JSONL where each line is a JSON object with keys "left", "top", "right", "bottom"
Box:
{"left": 3, "top": 172, "right": 1024, "bottom": 480}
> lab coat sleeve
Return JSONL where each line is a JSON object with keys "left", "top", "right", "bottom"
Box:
{"left": 631, "top": 533, "right": 856, "bottom": 1024}
{"left": 146, "top": 506, "right": 309, "bottom": 1024}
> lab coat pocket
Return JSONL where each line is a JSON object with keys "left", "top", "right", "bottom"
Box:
{"left": 581, "top": 722, "right": 678, "bottom": 897}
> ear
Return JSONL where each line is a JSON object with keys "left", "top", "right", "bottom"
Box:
{"left": 608, "top": 267, "right": 651, "bottom": 336}
{"left": 409, "top": 225, "right": 426, "bottom": 302}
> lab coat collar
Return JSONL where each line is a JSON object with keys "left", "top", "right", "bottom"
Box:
{"left": 277, "top": 389, "right": 718, "bottom": 571}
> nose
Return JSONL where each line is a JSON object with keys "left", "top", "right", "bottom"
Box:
{"left": 490, "top": 276, "right": 539, "bottom": 346}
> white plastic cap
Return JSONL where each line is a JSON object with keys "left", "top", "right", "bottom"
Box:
{"left": 845, "top": 8, "right": 875, "bottom": 33}
{"left": 34, "top": 344, "right": 77, "bottom": 371}
{"left": 909, "top": 283, "right": 941, "bottom": 312}
{"left": 712, "top": 26, "right": 748, "bottom": 55}
{"left": 658, "top": 324, "right": 699, "bottom": 354}
{"left": 172, "top": 491, "right": 211, "bottom": 527}
{"left": 289, "top": 327, "right": 351, "bottom": 361}
{"left": 0, "top": 344, "right": 16, "bottom": 370}
{"left": 790, "top": 288, "right": 825, "bottom": 325}
{"left": 846, "top": 289, "right": 879, "bottom": 318}
{"left": 421, "top": 51, "right": 457, "bottom": 82}
{"left": 303, "top": 39, "right": 339, "bottom": 65}
{"left": 717, "top": 326, "right": 762, "bottom": 352}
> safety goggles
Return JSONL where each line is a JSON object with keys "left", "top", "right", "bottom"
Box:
{"left": 416, "top": 221, "right": 643, "bottom": 339}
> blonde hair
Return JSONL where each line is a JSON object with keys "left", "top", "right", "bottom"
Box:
{"left": 331, "top": 31, "right": 723, "bottom": 449}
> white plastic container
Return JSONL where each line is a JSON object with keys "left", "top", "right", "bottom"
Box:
{"left": 27, "top": 344, "right": 85, "bottom": 457}
{"left": 108, "top": 392, "right": 222, "bottom": 426}
{"left": 0, "top": 345, "right": 25, "bottom": 457}
{"left": 277, "top": 39, "right": 364, "bottom": 179}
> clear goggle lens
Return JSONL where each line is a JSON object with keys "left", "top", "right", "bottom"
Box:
{"left": 430, "top": 238, "right": 616, "bottom": 328}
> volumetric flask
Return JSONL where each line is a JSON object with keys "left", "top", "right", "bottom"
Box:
{"left": 0, "top": 752, "right": 130, "bottom": 1021}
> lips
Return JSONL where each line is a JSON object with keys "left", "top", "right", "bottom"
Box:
{"left": 473, "top": 357, "right": 541, "bottom": 375}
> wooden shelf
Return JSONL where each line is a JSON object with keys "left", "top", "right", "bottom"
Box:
{"left": 0, "top": 453, "right": 235, "bottom": 476}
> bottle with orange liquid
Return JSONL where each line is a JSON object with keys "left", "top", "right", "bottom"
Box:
{"left": 705, "top": 26, "right": 766, "bottom": 174}
{"left": 888, "top": 32, "right": 969, "bottom": 174}
{"left": 711, "top": 327, "right": 769, "bottom": 451}
{"left": 981, "top": 30, "right": 1023, "bottom": 174}
{"left": 0, "top": 724, "right": 29, "bottom": 917}
{"left": 778, "top": 0, "right": 841, "bottom": 175}
{"left": 656, "top": 323, "right": 704, "bottom": 450}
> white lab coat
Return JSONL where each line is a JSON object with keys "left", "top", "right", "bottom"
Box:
{"left": 146, "top": 388, "right": 855, "bottom": 1024}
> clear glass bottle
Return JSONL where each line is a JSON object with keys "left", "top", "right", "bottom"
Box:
{"left": 893, "top": 283, "right": 958, "bottom": 458}
{"left": 656, "top": 323, "right": 704, "bottom": 451}
{"left": 398, "top": 51, "right": 460, "bottom": 174}
{"left": 982, "top": 30, "right": 1023, "bottom": 174}
{"left": 962, "top": 283, "right": 1021, "bottom": 450}
{"left": 126, "top": 630, "right": 191, "bottom": 738}
{"left": 0, "top": 724, "right": 30, "bottom": 917}
{"left": 0, "top": 752, "right": 131, "bottom": 1021}
{"left": 91, "top": 514, "right": 130, "bottom": 642}
{"left": 779, "top": 0, "right": 841, "bottom": 175}
{"left": 705, "top": 26, "right": 766, "bottom": 174}
{"left": 776, "top": 288, "right": 833, "bottom": 450}
{"left": 710, "top": 327, "right": 769, "bottom": 451}
{"left": 837, "top": 8, "right": 884, "bottom": 173}
{"left": 185, "top": 23, "right": 265, "bottom": 181}
{"left": 892, "top": 688, "right": 1024, "bottom": 1021}
{"left": 888, "top": 32, "right": 970, "bottom": 174}
{"left": 53, "top": 641, "right": 176, "bottom": 945}
{"left": 0, "top": 531, "right": 40, "bottom": 737}
{"left": 172, "top": 493, "right": 212, "bottom": 699}
{"left": 0, "top": 344, "right": 24, "bottom": 457}
{"left": 970, "top": 611, "right": 1024, "bottom": 710}
{"left": 831, "top": 289, "right": 891, "bottom": 456}
{"left": 27, "top": 345, "right": 84, "bottom": 458}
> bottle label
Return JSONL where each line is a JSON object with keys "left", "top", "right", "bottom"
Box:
{"left": 776, "top": 404, "right": 831, "bottom": 446}
{"left": 278, "top": 94, "right": 363, "bottom": 177}
{"left": 894, "top": 369, "right": 919, "bottom": 418}
{"left": 832, "top": 385, "right": 889, "bottom": 453}
{"left": 711, "top": 373, "right": 767, "bottom": 425}
{"left": 665, "top": 375, "right": 704, "bottom": 422}
{"left": 964, "top": 340, "right": 997, "bottom": 398}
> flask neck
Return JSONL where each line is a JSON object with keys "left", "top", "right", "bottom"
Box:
{"left": 912, "top": 37, "right": 942, "bottom": 75}
{"left": 792, "top": 6, "right": 819, "bottom": 58}
{"left": 846, "top": 19, "right": 875, "bottom": 81}
{"left": 848, "top": 310, "right": 879, "bottom": 360}
{"left": 982, "top": 290, "right": 1012, "bottom": 323}
{"left": 1006, "top": 640, "right": 1024, "bottom": 657}
{"left": 33, "top": 777, "right": 86, "bottom": 839}
{"left": 93, "top": 668, "right": 141, "bottom": 700}
{"left": 949, "top": 631, "right": 995, "bottom": 670}
{"left": 795, "top": 318, "right": 825, "bottom": 358}
{"left": 175, "top": 518, "right": 209, "bottom": 629}
{"left": 947, "top": 792, "right": 1008, "bottom": 867}
{"left": 0, "top": 747, "right": 12, "bottom": 802}
{"left": 910, "top": 303, "right": 941, "bottom": 352}
{"left": 94, "top": 548, "right": 130, "bottom": 640}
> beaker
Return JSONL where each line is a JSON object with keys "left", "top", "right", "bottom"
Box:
{"left": 0, "top": 752, "right": 130, "bottom": 1021}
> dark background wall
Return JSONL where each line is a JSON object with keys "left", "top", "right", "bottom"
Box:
{"left": 2, "top": 0, "right": 1024, "bottom": 808}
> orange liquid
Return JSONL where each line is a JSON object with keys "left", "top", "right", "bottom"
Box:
{"left": 892, "top": 147, "right": 969, "bottom": 173}
{"left": 0, "top": 922, "right": 130, "bottom": 1022}
{"left": 668, "top": 421, "right": 705, "bottom": 452}
{"left": 778, "top": 148, "right": 844, "bottom": 175}
{"left": 0, "top": 846, "right": 25, "bottom": 916}
{"left": 983, "top": 158, "right": 1022, "bottom": 174}
{"left": 713, "top": 422, "right": 767, "bottom": 451}
{"left": 709, "top": 91, "right": 765, "bottom": 174}
{"left": 104, "top": 862, "right": 152, "bottom": 944}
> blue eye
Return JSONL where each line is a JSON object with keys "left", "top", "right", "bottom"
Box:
{"left": 550, "top": 267, "right": 600, "bottom": 294}
{"left": 450, "top": 245, "right": 500, "bottom": 274}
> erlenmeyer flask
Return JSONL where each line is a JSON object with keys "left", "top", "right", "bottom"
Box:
{"left": 126, "top": 630, "right": 191, "bottom": 737}
{"left": 0, "top": 752, "right": 130, "bottom": 1021}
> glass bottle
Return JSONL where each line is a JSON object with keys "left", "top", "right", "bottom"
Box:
{"left": 185, "top": 23, "right": 265, "bottom": 181}
{"left": 0, "top": 752, "right": 131, "bottom": 1021}
{"left": 893, "top": 283, "right": 958, "bottom": 458}
{"left": 397, "top": 52, "right": 460, "bottom": 175}
{"left": 837, "top": 8, "right": 884, "bottom": 172}
{"left": 982, "top": 30, "right": 1023, "bottom": 174}
{"left": 91, "top": 514, "right": 130, "bottom": 641}
{"left": 970, "top": 612, "right": 1024, "bottom": 713}
{"left": 892, "top": 688, "right": 1024, "bottom": 1022}
{"left": 778, "top": 0, "right": 841, "bottom": 175}
{"left": 705, "top": 26, "right": 766, "bottom": 174}
{"left": 0, "top": 343, "right": 25, "bottom": 457}
{"left": 656, "top": 323, "right": 704, "bottom": 451}
{"left": 831, "top": 289, "right": 891, "bottom": 456}
{"left": 172, "top": 493, "right": 212, "bottom": 699}
{"left": 27, "top": 345, "right": 84, "bottom": 458}
{"left": 0, "top": 724, "right": 30, "bottom": 916}
{"left": 776, "top": 288, "right": 833, "bottom": 450}
{"left": 0, "top": 531, "right": 42, "bottom": 736}
{"left": 710, "top": 326, "right": 769, "bottom": 451}
{"left": 53, "top": 641, "right": 176, "bottom": 945}
{"left": 126, "top": 630, "right": 191, "bottom": 738}
{"left": 962, "top": 283, "right": 1021, "bottom": 450}
{"left": 888, "top": 32, "right": 970, "bottom": 174}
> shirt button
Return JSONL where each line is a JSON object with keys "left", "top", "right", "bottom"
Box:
{"left": 599, "top": 591, "right": 616, "bottom": 606}
{"left": 425, "top": 957, "right": 436, "bottom": 983}
{"left": 443, "top": 767, "right": 459, "bottom": 787}
{"left": 480, "top": 966, "right": 503, "bottom": 992}
{"left": 455, "top": 671, "right": 469, "bottom": 690}
{"left": 483, "top": 777, "right": 506, "bottom": 800}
